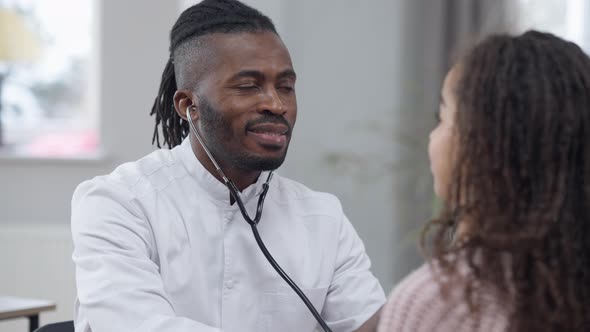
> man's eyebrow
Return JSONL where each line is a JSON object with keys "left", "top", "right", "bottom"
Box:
{"left": 277, "top": 69, "right": 296, "bottom": 80}
{"left": 229, "top": 69, "right": 297, "bottom": 81}
{"left": 230, "top": 70, "right": 265, "bottom": 81}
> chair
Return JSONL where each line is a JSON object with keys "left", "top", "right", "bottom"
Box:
{"left": 34, "top": 321, "right": 74, "bottom": 332}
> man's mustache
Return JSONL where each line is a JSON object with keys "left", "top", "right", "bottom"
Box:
{"left": 246, "top": 116, "right": 292, "bottom": 132}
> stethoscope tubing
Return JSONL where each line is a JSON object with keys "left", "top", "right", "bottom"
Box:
{"left": 187, "top": 108, "right": 332, "bottom": 332}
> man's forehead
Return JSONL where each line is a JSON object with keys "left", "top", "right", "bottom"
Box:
{"left": 174, "top": 31, "right": 293, "bottom": 89}
{"left": 205, "top": 31, "right": 292, "bottom": 68}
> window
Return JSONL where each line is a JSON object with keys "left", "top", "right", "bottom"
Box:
{"left": 0, "top": 0, "right": 98, "bottom": 158}
{"left": 513, "top": 0, "right": 587, "bottom": 49}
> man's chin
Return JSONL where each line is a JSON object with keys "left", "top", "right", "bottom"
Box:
{"left": 235, "top": 153, "right": 287, "bottom": 171}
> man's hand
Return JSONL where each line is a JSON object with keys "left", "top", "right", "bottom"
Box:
{"left": 353, "top": 306, "right": 382, "bottom": 332}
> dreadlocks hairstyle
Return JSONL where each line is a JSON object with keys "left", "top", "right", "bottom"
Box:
{"left": 150, "top": 0, "right": 277, "bottom": 148}
{"left": 423, "top": 30, "right": 590, "bottom": 331}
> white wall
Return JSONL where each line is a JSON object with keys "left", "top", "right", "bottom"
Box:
{"left": 0, "top": 225, "right": 74, "bottom": 331}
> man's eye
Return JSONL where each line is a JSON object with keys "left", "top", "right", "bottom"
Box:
{"left": 278, "top": 86, "right": 294, "bottom": 92}
{"left": 237, "top": 85, "right": 258, "bottom": 90}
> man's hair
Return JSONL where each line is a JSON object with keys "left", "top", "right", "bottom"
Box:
{"left": 150, "top": 0, "right": 277, "bottom": 149}
{"left": 424, "top": 30, "right": 590, "bottom": 331}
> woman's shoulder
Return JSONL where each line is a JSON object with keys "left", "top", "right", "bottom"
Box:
{"left": 377, "top": 261, "right": 508, "bottom": 332}
{"left": 377, "top": 263, "right": 445, "bottom": 332}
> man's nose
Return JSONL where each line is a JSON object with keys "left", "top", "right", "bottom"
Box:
{"left": 259, "top": 88, "right": 286, "bottom": 115}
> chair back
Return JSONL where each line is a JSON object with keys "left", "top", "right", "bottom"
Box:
{"left": 34, "top": 320, "right": 74, "bottom": 332}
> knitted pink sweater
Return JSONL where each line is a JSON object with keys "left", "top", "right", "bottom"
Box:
{"left": 377, "top": 263, "right": 509, "bottom": 332}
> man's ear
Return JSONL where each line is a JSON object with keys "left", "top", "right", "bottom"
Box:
{"left": 173, "top": 89, "right": 199, "bottom": 121}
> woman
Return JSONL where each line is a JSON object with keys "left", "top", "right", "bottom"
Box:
{"left": 378, "top": 31, "right": 590, "bottom": 331}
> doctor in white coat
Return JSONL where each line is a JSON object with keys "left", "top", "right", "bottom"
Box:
{"left": 71, "top": 1, "right": 385, "bottom": 331}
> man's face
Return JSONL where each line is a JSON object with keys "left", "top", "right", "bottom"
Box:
{"left": 192, "top": 31, "right": 297, "bottom": 171}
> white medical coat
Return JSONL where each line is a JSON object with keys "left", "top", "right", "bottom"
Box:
{"left": 71, "top": 138, "right": 385, "bottom": 332}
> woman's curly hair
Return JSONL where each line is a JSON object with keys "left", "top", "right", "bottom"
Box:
{"left": 423, "top": 30, "right": 590, "bottom": 331}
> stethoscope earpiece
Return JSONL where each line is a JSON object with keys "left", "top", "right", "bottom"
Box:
{"left": 185, "top": 105, "right": 196, "bottom": 119}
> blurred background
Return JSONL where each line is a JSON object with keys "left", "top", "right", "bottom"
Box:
{"left": 0, "top": 0, "right": 588, "bottom": 330}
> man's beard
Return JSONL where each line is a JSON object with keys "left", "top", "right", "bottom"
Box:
{"left": 197, "top": 97, "right": 289, "bottom": 171}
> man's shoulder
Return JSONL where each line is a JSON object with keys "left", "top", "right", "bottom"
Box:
{"left": 272, "top": 174, "right": 343, "bottom": 215}
{"left": 74, "top": 148, "right": 185, "bottom": 200}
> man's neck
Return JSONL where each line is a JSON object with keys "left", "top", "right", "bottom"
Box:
{"left": 190, "top": 135, "right": 260, "bottom": 192}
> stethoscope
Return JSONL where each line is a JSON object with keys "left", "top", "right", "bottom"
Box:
{"left": 186, "top": 107, "right": 333, "bottom": 332}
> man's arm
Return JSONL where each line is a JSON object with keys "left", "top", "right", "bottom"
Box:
{"left": 71, "top": 179, "right": 221, "bottom": 332}
{"left": 321, "top": 211, "right": 386, "bottom": 332}
{"left": 353, "top": 307, "right": 382, "bottom": 332}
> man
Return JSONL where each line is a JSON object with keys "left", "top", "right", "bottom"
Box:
{"left": 71, "top": 1, "right": 385, "bottom": 331}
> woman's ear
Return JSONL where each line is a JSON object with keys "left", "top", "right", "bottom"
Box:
{"left": 173, "top": 89, "right": 199, "bottom": 121}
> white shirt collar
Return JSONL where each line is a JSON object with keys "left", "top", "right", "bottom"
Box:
{"left": 176, "top": 137, "right": 270, "bottom": 206}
